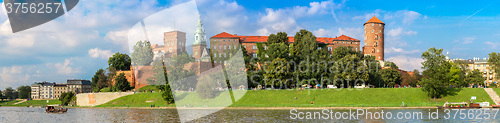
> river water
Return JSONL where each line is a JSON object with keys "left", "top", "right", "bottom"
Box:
{"left": 1, "top": 107, "right": 500, "bottom": 122}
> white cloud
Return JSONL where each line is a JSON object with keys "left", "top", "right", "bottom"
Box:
{"left": 485, "top": 41, "right": 500, "bottom": 48}
{"left": 385, "top": 47, "right": 420, "bottom": 54}
{"left": 401, "top": 11, "right": 421, "bottom": 25}
{"left": 49, "top": 58, "right": 80, "bottom": 75}
{"left": 313, "top": 28, "right": 331, "bottom": 37}
{"left": 257, "top": 0, "right": 342, "bottom": 35}
{"left": 386, "top": 55, "right": 424, "bottom": 71}
{"left": 337, "top": 27, "right": 364, "bottom": 40}
{"left": 462, "top": 37, "right": 475, "bottom": 44}
{"left": 387, "top": 27, "right": 418, "bottom": 37}
{"left": 89, "top": 48, "right": 113, "bottom": 59}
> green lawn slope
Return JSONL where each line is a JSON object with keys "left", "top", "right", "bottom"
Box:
{"left": 98, "top": 88, "right": 494, "bottom": 107}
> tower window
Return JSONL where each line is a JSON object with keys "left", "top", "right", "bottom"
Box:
{"left": 372, "top": 23, "right": 374, "bottom": 26}
{"left": 372, "top": 30, "right": 374, "bottom": 33}
{"left": 253, "top": 45, "right": 257, "bottom": 49}
{"left": 196, "top": 36, "right": 198, "bottom": 40}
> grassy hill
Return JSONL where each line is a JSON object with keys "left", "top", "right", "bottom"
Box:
{"left": 98, "top": 88, "right": 494, "bottom": 107}
{"left": 0, "top": 99, "right": 61, "bottom": 107}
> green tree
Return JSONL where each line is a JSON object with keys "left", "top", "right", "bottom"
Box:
{"left": 291, "top": 29, "right": 318, "bottom": 62}
{"left": 59, "top": 92, "right": 75, "bottom": 106}
{"left": 380, "top": 68, "right": 402, "bottom": 87}
{"left": 196, "top": 73, "right": 221, "bottom": 99}
{"left": 263, "top": 58, "right": 292, "bottom": 88}
{"left": 266, "top": 43, "right": 289, "bottom": 60}
{"left": 166, "top": 52, "right": 197, "bottom": 91}
{"left": 420, "top": 47, "right": 453, "bottom": 99}
{"left": 466, "top": 69, "right": 485, "bottom": 87}
{"left": 108, "top": 52, "right": 131, "bottom": 71}
{"left": 488, "top": 52, "right": 500, "bottom": 79}
{"left": 449, "top": 63, "right": 466, "bottom": 87}
{"left": 4, "top": 87, "right": 17, "bottom": 99}
{"left": 267, "top": 32, "right": 289, "bottom": 45}
{"left": 91, "top": 69, "right": 108, "bottom": 92}
{"left": 17, "top": 86, "right": 31, "bottom": 99}
{"left": 114, "top": 73, "right": 131, "bottom": 92}
{"left": 384, "top": 61, "right": 399, "bottom": 69}
{"left": 131, "top": 40, "right": 154, "bottom": 66}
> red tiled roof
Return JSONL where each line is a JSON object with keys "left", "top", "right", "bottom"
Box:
{"left": 211, "top": 32, "right": 359, "bottom": 43}
{"left": 365, "top": 16, "right": 384, "bottom": 24}
{"left": 212, "top": 32, "right": 239, "bottom": 38}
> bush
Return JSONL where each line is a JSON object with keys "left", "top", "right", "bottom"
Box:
{"left": 100, "top": 87, "right": 112, "bottom": 92}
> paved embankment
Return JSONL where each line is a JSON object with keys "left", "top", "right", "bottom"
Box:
{"left": 484, "top": 88, "right": 500, "bottom": 105}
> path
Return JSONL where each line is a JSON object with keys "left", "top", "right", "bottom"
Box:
{"left": 484, "top": 88, "right": 500, "bottom": 105}
{"left": 13, "top": 99, "right": 27, "bottom": 105}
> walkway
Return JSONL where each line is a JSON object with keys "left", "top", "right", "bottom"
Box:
{"left": 484, "top": 88, "right": 500, "bottom": 105}
{"left": 13, "top": 99, "right": 27, "bottom": 105}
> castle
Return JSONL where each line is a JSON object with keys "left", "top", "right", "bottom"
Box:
{"left": 125, "top": 16, "right": 386, "bottom": 90}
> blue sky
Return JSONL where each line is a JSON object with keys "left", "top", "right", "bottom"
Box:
{"left": 0, "top": 0, "right": 499, "bottom": 90}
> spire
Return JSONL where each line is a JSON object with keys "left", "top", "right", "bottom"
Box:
{"left": 365, "top": 16, "right": 384, "bottom": 24}
{"left": 193, "top": 15, "right": 207, "bottom": 45}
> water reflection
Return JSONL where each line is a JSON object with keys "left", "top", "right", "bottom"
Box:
{"left": 1, "top": 107, "right": 500, "bottom": 122}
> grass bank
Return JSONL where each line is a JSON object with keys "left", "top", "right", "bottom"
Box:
{"left": 98, "top": 88, "right": 493, "bottom": 107}
{"left": 0, "top": 99, "right": 61, "bottom": 107}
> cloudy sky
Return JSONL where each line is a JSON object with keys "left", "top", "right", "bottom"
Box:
{"left": 0, "top": 0, "right": 499, "bottom": 90}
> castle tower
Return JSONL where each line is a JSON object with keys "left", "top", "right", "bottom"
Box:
{"left": 193, "top": 16, "right": 208, "bottom": 59}
{"left": 363, "top": 16, "right": 385, "bottom": 61}
{"left": 164, "top": 30, "right": 186, "bottom": 57}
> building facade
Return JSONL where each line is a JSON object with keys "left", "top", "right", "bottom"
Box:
{"left": 53, "top": 84, "right": 68, "bottom": 99}
{"left": 209, "top": 33, "right": 361, "bottom": 62}
{"left": 40, "top": 82, "right": 55, "bottom": 99}
{"left": 467, "top": 58, "right": 497, "bottom": 86}
{"left": 30, "top": 84, "right": 40, "bottom": 99}
{"left": 67, "top": 79, "right": 92, "bottom": 94}
{"left": 362, "top": 16, "right": 385, "bottom": 61}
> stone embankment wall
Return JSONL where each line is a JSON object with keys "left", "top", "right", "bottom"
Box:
{"left": 76, "top": 92, "right": 134, "bottom": 106}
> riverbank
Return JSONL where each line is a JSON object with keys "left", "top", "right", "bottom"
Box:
{"left": 96, "top": 88, "right": 493, "bottom": 108}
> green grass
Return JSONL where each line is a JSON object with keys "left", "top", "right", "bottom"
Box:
{"left": 98, "top": 88, "right": 494, "bottom": 107}
{"left": 96, "top": 92, "right": 171, "bottom": 107}
{"left": 0, "top": 99, "right": 61, "bottom": 107}
{"left": 136, "top": 85, "right": 160, "bottom": 92}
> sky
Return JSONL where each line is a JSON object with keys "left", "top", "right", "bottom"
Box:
{"left": 0, "top": 0, "right": 499, "bottom": 90}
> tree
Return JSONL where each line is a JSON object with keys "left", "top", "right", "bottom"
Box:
{"left": 267, "top": 32, "right": 289, "bottom": 45}
{"left": 291, "top": 29, "right": 318, "bottom": 62}
{"left": 17, "top": 86, "right": 31, "bottom": 99}
{"left": 466, "top": 69, "right": 485, "bottom": 87}
{"left": 166, "top": 52, "right": 197, "bottom": 91}
{"left": 384, "top": 61, "right": 399, "bottom": 69}
{"left": 108, "top": 52, "right": 131, "bottom": 71}
{"left": 114, "top": 73, "right": 131, "bottom": 92}
{"left": 266, "top": 43, "right": 289, "bottom": 60}
{"left": 131, "top": 40, "right": 154, "bottom": 66}
{"left": 196, "top": 73, "right": 221, "bottom": 99}
{"left": 420, "top": 47, "right": 452, "bottom": 99}
{"left": 4, "top": 87, "right": 17, "bottom": 99}
{"left": 59, "top": 92, "right": 75, "bottom": 106}
{"left": 449, "top": 63, "right": 466, "bottom": 87}
{"left": 91, "top": 69, "right": 108, "bottom": 92}
{"left": 380, "top": 68, "right": 402, "bottom": 87}
{"left": 263, "top": 58, "right": 292, "bottom": 88}
{"left": 488, "top": 52, "right": 500, "bottom": 79}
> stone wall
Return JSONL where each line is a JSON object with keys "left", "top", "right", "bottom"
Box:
{"left": 76, "top": 92, "right": 134, "bottom": 107}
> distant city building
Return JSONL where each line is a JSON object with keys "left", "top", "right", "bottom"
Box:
{"left": 53, "top": 84, "right": 68, "bottom": 99}
{"left": 67, "top": 79, "right": 92, "bottom": 94}
{"left": 467, "top": 57, "right": 497, "bottom": 85}
{"left": 30, "top": 84, "right": 40, "bottom": 99}
{"left": 38, "top": 82, "right": 55, "bottom": 99}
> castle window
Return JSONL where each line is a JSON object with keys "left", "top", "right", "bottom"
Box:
{"left": 372, "top": 23, "right": 374, "bottom": 26}
{"left": 372, "top": 30, "right": 374, "bottom": 33}
{"left": 375, "top": 35, "right": 379, "bottom": 40}
{"left": 234, "top": 45, "right": 237, "bottom": 49}
{"left": 253, "top": 45, "right": 257, "bottom": 49}
{"left": 223, "top": 39, "right": 226, "bottom": 42}
{"left": 253, "top": 53, "right": 257, "bottom": 57}
{"left": 377, "top": 50, "right": 379, "bottom": 52}
{"left": 328, "top": 47, "right": 332, "bottom": 51}
{"left": 219, "top": 45, "right": 221, "bottom": 49}
{"left": 224, "top": 45, "right": 226, "bottom": 49}
{"left": 355, "top": 48, "right": 358, "bottom": 51}
{"left": 265, "top": 46, "right": 268, "bottom": 50}
{"left": 219, "top": 53, "right": 222, "bottom": 57}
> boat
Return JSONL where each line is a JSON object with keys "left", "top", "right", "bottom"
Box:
{"left": 492, "top": 105, "right": 500, "bottom": 108}
{"left": 437, "top": 102, "right": 481, "bottom": 109}
{"left": 45, "top": 105, "right": 68, "bottom": 113}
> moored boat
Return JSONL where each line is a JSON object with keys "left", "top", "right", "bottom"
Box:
{"left": 437, "top": 102, "right": 481, "bottom": 109}
{"left": 45, "top": 105, "right": 68, "bottom": 113}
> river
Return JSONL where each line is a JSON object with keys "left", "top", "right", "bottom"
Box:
{"left": 1, "top": 107, "right": 500, "bottom": 122}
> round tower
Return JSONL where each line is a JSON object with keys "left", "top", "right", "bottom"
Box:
{"left": 363, "top": 16, "right": 385, "bottom": 61}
